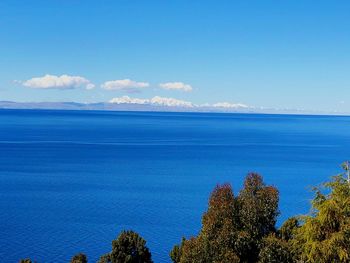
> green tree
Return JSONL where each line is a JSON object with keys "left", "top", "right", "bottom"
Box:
{"left": 292, "top": 169, "right": 350, "bottom": 262}
{"left": 172, "top": 173, "right": 279, "bottom": 263}
{"left": 279, "top": 217, "right": 299, "bottom": 241}
{"left": 102, "top": 230, "right": 153, "bottom": 263}
{"left": 70, "top": 253, "right": 87, "bottom": 263}
{"left": 238, "top": 173, "right": 279, "bottom": 239}
{"left": 171, "top": 184, "right": 240, "bottom": 263}
{"left": 170, "top": 237, "right": 185, "bottom": 263}
{"left": 258, "top": 234, "right": 293, "bottom": 263}
{"left": 237, "top": 173, "right": 279, "bottom": 262}
{"left": 178, "top": 236, "right": 208, "bottom": 263}
{"left": 97, "top": 253, "right": 111, "bottom": 263}
{"left": 200, "top": 183, "right": 240, "bottom": 262}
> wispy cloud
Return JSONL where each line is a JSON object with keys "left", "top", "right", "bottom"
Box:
{"left": 21, "top": 74, "right": 95, "bottom": 90}
{"left": 159, "top": 82, "right": 193, "bottom": 92}
{"left": 101, "top": 79, "right": 149, "bottom": 93}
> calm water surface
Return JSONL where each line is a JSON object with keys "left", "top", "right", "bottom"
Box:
{"left": 0, "top": 109, "right": 349, "bottom": 262}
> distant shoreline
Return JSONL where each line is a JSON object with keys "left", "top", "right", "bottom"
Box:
{"left": 0, "top": 101, "right": 348, "bottom": 117}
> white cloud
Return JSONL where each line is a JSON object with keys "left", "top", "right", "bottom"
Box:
{"left": 212, "top": 102, "right": 249, "bottom": 108}
{"left": 109, "top": 96, "right": 148, "bottom": 104}
{"left": 22, "top": 74, "right": 95, "bottom": 90}
{"left": 150, "top": 96, "right": 193, "bottom": 107}
{"left": 101, "top": 79, "right": 149, "bottom": 93}
{"left": 109, "top": 95, "right": 194, "bottom": 108}
{"left": 108, "top": 96, "right": 252, "bottom": 110}
{"left": 159, "top": 82, "right": 193, "bottom": 92}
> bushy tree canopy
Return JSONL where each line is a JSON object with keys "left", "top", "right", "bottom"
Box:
{"left": 279, "top": 217, "right": 299, "bottom": 241}
{"left": 18, "top": 163, "right": 350, "bottom": 263}
{"left": 171, "top": 173, "right": 279, "bottom": 263}
{"left": 258, "top": 234, "right": 293, "bottom": 263}
{"left": 170, "top": 237, "right": 186, "bottom": 263}
{"left": 292, "top": 171, "right": 350, "bottom": 262}
{"left": 238, "top": 173, "right": 279, "bottom": 239}
{"left": 100, "top": 230, "right": 153, "bottom": 263}
{"left": 70, "top": 253, "right": 87, "bottom": 263}
{"left": 171, "top": 167, "right": 350, "bottom": 262}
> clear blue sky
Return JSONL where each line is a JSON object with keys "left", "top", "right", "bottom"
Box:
{"left": 0, "top": 0, "right": 350, "bottom": 112}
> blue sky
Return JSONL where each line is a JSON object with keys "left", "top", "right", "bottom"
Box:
{"left": 0, "top": 0, "right": 350, "bottom": 112}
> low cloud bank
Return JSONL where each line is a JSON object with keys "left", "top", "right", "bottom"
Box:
{"left": 109, "top": 96, "right": 248, "bottom": 109}
{"left": 109, "top": 96, "right": 194, "bottom": 108}
{"left": 212, "top": 102, "right": 249, "bottom": 108}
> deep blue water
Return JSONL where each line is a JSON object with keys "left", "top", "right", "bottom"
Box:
{"left": 0, "top": 109, "right": 349, "bottom": 262}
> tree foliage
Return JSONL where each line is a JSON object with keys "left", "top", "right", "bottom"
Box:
{"left": 278, "top": 217, "right": 299, "bottom": 241}
{"left": 98, "top": 253, "right": 111, "bottom": 263}
{"left": 170, "top": 237, "right": 186, "bottom": 263}
{"left": 258, "top": 234, "right": 293, "bottom": 263}
{"left": 171, "top": 166, "right": 350, "bottom": 262}
{"left": 18, "top": 163, "right": 350, "bottom": 263}
{"left": 171, "top": 173, "right": 279, "bottom": 263}
{"left": 237, "top": 173, "right": 279, "bottom": 262}
{"left": 70, "top": 253, "right": 87, "bottom": 263}
{"left": 101, "top": 230, "right": 153, "bottom": 263}
{"left": 238, "top": 173, "right": 279, "bottom": 239}
{"left": 292, "top": 172, "right": 350, "bottom": 262}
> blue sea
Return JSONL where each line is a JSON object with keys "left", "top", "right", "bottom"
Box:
{"left": 0, "top": 109, "right": 349, "bottom": 262}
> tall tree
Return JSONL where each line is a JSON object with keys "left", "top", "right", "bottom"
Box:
{"left": 292, "top": 172, "right": 350, "bottom": 262}
{"left": 200, "top": 183, "right": 240, "bottom": 262}
{"left": 237, "top": 173, "right": 279, "bottom": 239}
{"left": 171, "top": 173, "right": 279, "bottom": 263}
{"left": 237, "top": 173, "right": 279, "bottom": 262}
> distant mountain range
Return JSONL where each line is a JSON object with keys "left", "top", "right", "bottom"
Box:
{"left": 0, "top": 100, "right": 343, "bottom": 115}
